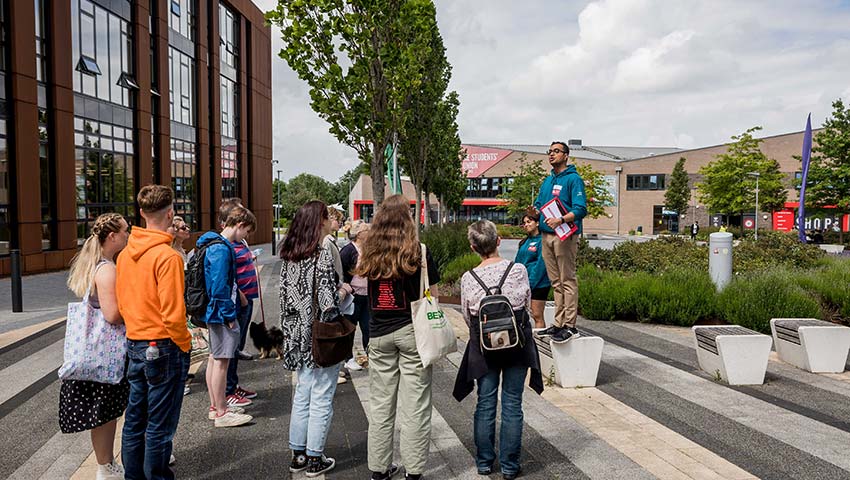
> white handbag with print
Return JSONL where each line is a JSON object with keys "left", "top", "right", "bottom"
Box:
{"left": 411, "top": 244, "right": 457, "bottom": 367}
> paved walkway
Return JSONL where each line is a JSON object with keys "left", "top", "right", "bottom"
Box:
{"left": 2, "top": 253, "right": 850, "bottom": 478}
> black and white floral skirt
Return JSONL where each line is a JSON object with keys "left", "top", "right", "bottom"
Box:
{"left": 58, "top": 379, "right": 129, "bottom": 434}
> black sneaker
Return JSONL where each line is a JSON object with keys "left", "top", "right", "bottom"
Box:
{"left": 502, "top": 467, "right": 522, "bottom": 480}
{"left": 535, "top": 325, "right": 561, "bottom": 337}
{"left": 289, "top": 451, "right": 308, "bottom": 473}
{"left": 371, "top": 463, "right": 401, "bottom": 480}
{"left": 552, "top": 327, "right": 578, "bottom": 344}
{"left": 405, "top": 474, "right": 422, "bottom": 480}
{"left": 236, "top": 350, "right": 254, "bottom": 361}
{"left": 305, "top": 454, "right": 335, "bottom": 477}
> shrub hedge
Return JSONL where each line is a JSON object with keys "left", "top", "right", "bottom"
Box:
{"left": 420, "top": 222, "right": 471, "bottom": 273}
{"left": 441, "top": 253, "right": 482, "bottom": 285}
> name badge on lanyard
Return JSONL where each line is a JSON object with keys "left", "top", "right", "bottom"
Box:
{"left": 552, "top": 184, "right": 562, "bottom": 197}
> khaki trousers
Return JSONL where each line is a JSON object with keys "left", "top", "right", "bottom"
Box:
{"left": 367, "top": 323, "right": 433, "bottom": 475}
{"left": 541, "top": 232, "right": 578, "bottom": 328}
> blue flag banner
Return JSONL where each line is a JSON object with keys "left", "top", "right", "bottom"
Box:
{"left": 797, "top": 114, "right": 813, "bottom": 243}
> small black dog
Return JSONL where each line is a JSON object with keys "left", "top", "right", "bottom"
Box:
{"left": 249, "top": 322, "right": 284, "bottom": 360}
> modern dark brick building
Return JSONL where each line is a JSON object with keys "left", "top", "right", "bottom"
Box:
{"left": 0, "top": 0, "right": 272, "bottom": 275}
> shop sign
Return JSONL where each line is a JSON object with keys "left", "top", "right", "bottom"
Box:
{"left": 461, "top": 146, "right": 512, "bottom": 178}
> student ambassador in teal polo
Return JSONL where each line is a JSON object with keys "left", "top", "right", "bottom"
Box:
{"left": 514, "top": 210, "right": 550, "bottom": 329}
{"left": 533, "top": 141, "right": 587, "bottom": 343}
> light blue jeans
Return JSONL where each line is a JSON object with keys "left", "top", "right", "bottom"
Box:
{"left": 289, "top": 362, "right": 343, "bottom": 456}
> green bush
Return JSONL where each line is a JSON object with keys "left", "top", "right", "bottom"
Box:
{"left": 496, "top": 224, "right": 526, "bottom": 239}
{"left": 734, "top": 231, "right": 825, "bottom": 273}
{"left": 578, "top": 266, "right": 716, "bottom": 326}
{"left": 420, "top": 222, "right": 471, "bottom": 273}
{"left": 796, "top": 258, "right": 850, "bottom": 320}
{"left": 441, "top": 253, "right": 482, "bottom": 285}
{"left": 605, "top": 237, "right": 707, "bottom": 274}
{"left": 717, "top": 268, "right": 823, "bottom": 333}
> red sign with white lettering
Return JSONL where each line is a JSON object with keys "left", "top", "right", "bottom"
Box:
{"left": 462, "top": 146, "right": 513, "bottom": 178}
{"left": 773, "top": 211, "right": 795, "bottom": 232}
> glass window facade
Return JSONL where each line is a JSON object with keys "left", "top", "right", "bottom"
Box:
{"left": 466, "top": 177, "right": 511, "bottom": 198}
{"left": 219, "top": 3, "right": 239, "bottom": 199}
{"left": 75, "top": 117, "right": 136, "bottom": 240}
{"left": 36, "top": 0, "right": 55, "bottom": 250}
{"left": 171, "top": 137, "right": 197, "bottom": 229}
{"left": 71, "top": 0, "right": 133, "bottom": 107}
{"left": 169, "top": 47, "right": 195, "bottom": 126}
{"left": 0, "top": 0, "right": 9, "bottom": 255}
{"left": 169, "top": 0, "right": 194, "bottom": 41}
{"left": 626, "top": 174, "right": 666, "bottom": 191}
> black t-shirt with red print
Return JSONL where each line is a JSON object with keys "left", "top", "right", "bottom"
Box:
{"left": 367, "top": 247, "right": 440, "bottom": 338}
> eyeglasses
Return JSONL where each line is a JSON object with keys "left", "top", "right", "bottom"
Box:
{"left": 175, "top": 225, "right": 189, "bottom": 232}
{"left": 547, "top": 149, "right": 566, "bottom": 155}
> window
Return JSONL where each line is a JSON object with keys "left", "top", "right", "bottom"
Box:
{"left": 169, "top": 47, "right": 195, "bottom": 126}
{"left": 626, "top": 174, "right": 666, "bottom": 191}
{"left": 0, "top": 0, "right": 8, "bottom": 255}
{"left": 75, "top": 117, "right": 136, "bottom": 241}
{"left": 171, "top": 137, "right": 197, "bottom": 229}
{"left": 71, "top": 0, "right": 134, "bottom": 107}
{"left": 169, "top": 0, "right": 194, "bottom": 41}
{"left": 219, "top": 3, "right": 240, "bottom": 198}
{"left": 219, "top": 3, "right": 239, "bottom": 71}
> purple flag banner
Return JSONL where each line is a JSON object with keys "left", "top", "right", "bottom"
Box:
{"left": 797, "top": 114, "right": 813, "bottom": 243}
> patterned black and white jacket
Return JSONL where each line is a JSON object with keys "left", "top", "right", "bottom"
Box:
{"left": 279, "top": 246, "right": 341, "bottom": 370}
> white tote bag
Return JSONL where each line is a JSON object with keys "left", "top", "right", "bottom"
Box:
{"left": 58, "top": 264, "right": 127, "bottom": 384}
{"left": 411, "top": 244, "right": 457, "bottom": 367}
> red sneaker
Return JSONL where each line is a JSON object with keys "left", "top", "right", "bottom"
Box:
{"left": 235, "top": 386, "right": 257, "bottom": 399}
{"left": 226, "top": 394, "right": 252, "bottom": 407}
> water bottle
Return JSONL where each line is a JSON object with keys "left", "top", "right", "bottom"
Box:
{"left": 145, "top": 341, "right": 159, "bottom": 361}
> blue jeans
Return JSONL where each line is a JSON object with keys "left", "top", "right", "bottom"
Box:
{"left": 352, "top": 295, "right": 370, "bottom": 350}
{"left": 289, "top": 362, "right": 342, "bottom": 456}
{"left": 474, "top": 366, "right": 527, "bottom": 476}
{"left": 122, "top": 338, "right": 190, "bottom": 480}
{"left": 226, "top": 300, "right": 253, "bottom": 395}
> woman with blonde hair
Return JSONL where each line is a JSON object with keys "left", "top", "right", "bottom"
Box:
{"left": 60, "top": 213, "right": 131, "bottom": 480}
{"left": 356, "top": 195, "right": 440, "bottom": 480}
{"left": 170, "top": 215, "right": 191, "bottom": 267}
{"left": 339, "top": 219, "right": 371, "bottom": 370}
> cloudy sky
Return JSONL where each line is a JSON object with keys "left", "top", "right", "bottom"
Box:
{"left": 254, "top": 0, "right": 850, "bottom": 181}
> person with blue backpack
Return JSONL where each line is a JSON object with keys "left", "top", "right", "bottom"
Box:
{"left": 195, "top": 205, "right": 256, "bottom": 428}
{"left": 514, "top": 209, "right": 551, "bottom": 329}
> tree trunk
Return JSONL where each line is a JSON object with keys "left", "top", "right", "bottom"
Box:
{"left": 371, "top": 141, "right": 386, "bottom": 208}
{"left": 424, "top": 187, "right": 432, "bottom": 228}
{"left": 439, "top": 194, "right": 445, "bottom": 225}
{"left": 414, "top": 184, "right": 423, "bottom": 240}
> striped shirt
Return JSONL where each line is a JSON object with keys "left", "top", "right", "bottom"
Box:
{"left": 232, "top": 241, "right": 259, "bottom": 300}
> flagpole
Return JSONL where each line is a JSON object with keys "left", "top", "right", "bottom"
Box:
{"left": 797, "top": 113, "right": 813, "bottom": 243}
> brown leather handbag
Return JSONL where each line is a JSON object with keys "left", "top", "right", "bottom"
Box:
{"left": 310, "top": 255, "right": 356, "bottom": 367}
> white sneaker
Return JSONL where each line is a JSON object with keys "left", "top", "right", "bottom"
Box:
{"left": 214, "top": 410, "right": 253, "bottom": 428}
{"left": 169, "top": 454, "right": 176, "bottom": 465}
{"left": 208, "top": 405, "right": 245, "bottom": 420}
{"left": 96, "top": 460, "right": 124, "bottom": 480}
{"left": 183, "top": 385, "right": 190, "bottom": 396}
{"left": 344, "top": 358, "right": 363, "bottom": 371}
{"left": 337, "top": 376, "right": 348, "bottom": 385}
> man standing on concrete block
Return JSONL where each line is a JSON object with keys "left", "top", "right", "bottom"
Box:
{"left": 534, "top": 141, "right": 587, "bottom": 344}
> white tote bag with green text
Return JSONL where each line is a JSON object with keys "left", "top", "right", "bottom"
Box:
{"left": 411, "top": 244, "right": 457, "bottom": 367}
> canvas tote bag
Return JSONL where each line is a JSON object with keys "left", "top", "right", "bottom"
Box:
{"left": 58, "top": 261, "right": 127, "bottom": 384}
{"left": 411, "top": 244, "right": 456, "bottom": 367}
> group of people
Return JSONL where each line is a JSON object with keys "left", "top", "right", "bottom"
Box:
{"left": 282, "top": 141, "right": 587, "bottom": 480}
{"left": 60, "top": 185, "right": 262, "bottom": 480}
{"left": 58, "top": 140, "right": 586, "bottom": 480}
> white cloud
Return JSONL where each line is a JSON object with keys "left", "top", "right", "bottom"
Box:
{"left": 258, "top": 0, "right": 850, "bottom": 181}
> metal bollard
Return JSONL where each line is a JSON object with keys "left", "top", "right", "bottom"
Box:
{"left": 709, "top": 232, "right": 733, "bottom": 291}
{"left": 10, "top": 249, "right": 23, "bottom": 312}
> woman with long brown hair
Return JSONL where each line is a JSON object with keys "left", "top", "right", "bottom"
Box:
{"left": 61, "top": 213, "right": 130, "bottom": 480}
{"left": 356, "top": 194, "right": 440, "bottom": 480}
{"left": 279, "top": 200, "right": 346, "bottom": 477}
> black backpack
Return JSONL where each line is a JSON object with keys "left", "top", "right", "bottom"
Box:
{"left": 468, "top": 262, "right": 525, "bottom": 353}
{"left": 185, "top": 239, "right": 225, "bottom": 328}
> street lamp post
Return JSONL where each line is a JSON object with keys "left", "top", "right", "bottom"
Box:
{"left": 276, "top": 169, "right": 282, "bottom": 253}
{"left": 748, "top": 172, "right": 760, "bottom": 240}
{"left": 271, "top": 160, "right": 279, "bottom": 254}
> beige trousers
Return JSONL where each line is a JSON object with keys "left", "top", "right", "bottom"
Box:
{"left": 541, "top": 232, "right": 578, "bottom": 328}
{"left": 367, "top": 323, "right": 433, "bottom": 475}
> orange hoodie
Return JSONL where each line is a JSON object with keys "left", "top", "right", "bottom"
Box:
{"left": 116, "top": 226, "right": 192, "bottom": 352}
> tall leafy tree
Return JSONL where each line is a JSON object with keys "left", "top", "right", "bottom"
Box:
{"left": 575, "top": 163, "right": 616, "bottom": 219}
{"left": 332, "top": 162, "right": 370, "bottom": 208}
{"left": 498, "top": 154, "right": 546, "bottom": 219}
{"left": 664, "top": 157, "right": 691, "bottom": 217}
{"left": 399, "top": 3, "right": 452, "bottom": 228}
{"left": 424, "top": 92, "right": 464, "bottom": 225}
{"left": 697, "top": 127, "right": 787, "bottom": 219}
{"left": 803, "top": 99, "right": 850, "bottom": 243}
{"left": 279, "top": 173, "right": 336, "bottom": 220}
{"left": 267, "top": 0, "right": 436, "bottom": 206}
